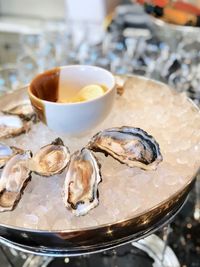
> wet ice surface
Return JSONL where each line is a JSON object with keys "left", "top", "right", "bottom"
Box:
{"left": 0, "top": 76, "right": 200, "bottom": 230}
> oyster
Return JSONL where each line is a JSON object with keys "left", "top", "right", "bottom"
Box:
{"left": 0, "top": 142, "right": 23, "bottom": 168}
{"left": 2, "top": 103, "right": 37, "bottom": 122}
{"left": 63, "top": 148, "right": 101, "bottom": 216}
{"left": 0, "top": 151, "right": 32, "bottom": 212}
{"left": 29, "top": 138, "right": 70, "bottom": 177}
{"left": 0, "top": 114, "right": 30, "bottom": 139}
{"left": 88, "top": 126, "right": 163, "bottom": 171}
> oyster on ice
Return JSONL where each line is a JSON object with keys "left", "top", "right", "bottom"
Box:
{"left": 29, "top": 138, "right": 70, "bottom": 177}
{"left": 2, "top": 102, "right": 37, "bottom": 122}
{"left": 88, "top": 126, "right": 163, "bottom": 171}
{"left": 63, "top": 148, "right": 101, "bottom": 216}
{"left": 0, "top": 151, "right": 32, "bottom": 212}
{"left": 0, "top": 114, "right": 30, "bottom": 139}
{"left": 0, "top": 142, "right": 23, "bottom": 168}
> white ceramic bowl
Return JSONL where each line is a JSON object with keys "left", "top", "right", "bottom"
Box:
{"left": 28, "top": 65, "right": 116, "bottom": 135}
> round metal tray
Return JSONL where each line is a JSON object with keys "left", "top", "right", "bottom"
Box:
{"left": 0, "top": 76, "right": 198, "bottom": 256}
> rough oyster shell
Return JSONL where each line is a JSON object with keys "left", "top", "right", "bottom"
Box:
{"left": 29, "top": 138, "right": 70, "bottom": 177}
{"left": 115, "top": 75, "right": 131, "bottom": 96}
{"left": 0, "top": 114, "right": 31, "bottom": 139}
{"left": 0, "top": 151, "right": 32, "bottom": 212}
{"left": 0, "top": 142, "right": 23, "bottom": 168}
{"left": 63, "top": 148, "right": 101, "bottom": 216}
{"left": 2, "top": 102, "right": 37, "bottom": 122}
{"left": 88, "top": 126, "right": 163, "bottom": 171}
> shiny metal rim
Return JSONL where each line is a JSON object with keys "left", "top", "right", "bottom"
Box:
{"left": 0, "top": 195, "right": 188, "bottom": 257}
{"left": 149, "top": 15, "right": 200, "bottom": 33}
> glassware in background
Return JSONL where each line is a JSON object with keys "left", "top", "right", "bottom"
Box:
{"left": 0, "top": 1, "right": 200, "bottom": 104}
{"left": 17, "top": 33, "right": 41, "bottom": 85}
{"left": 0, "top": 65, "right": 20, "bottom": 95}
{"left": 40, "top": 21, "right": 75, "bottom": 68}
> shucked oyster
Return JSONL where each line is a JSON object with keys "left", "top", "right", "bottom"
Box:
{"left": 63, "top": 148, "right": 101, "bottom": 216}
{"left": 29, "top": 138, "right": 70, "bottom": 177}
{"left": 2, "top": 102, "right": 37, "bottom": 122}
{"left": 0, "top": 142, "right": 23, "bottom": 168}
{"left": 0, "top": 114, "right": 30, "bottom": 139}
{"left": 88, "top": 126, "right": 163, "bottom": 171}
{"left": 0, "top": 151, "right": 32, "bottom": 212}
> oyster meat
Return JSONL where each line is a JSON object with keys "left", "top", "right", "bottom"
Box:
{"left": 0, "top": 142, "right": 23, "bottom": 168}
{"left": 63, "top": 148, "right": 101, "bottom": 216}
{"left": 0, "top": 151, "right": 32, "bottom": 212}
{"left": 2, "top": 102, "right": 37, "bottom": 122}
{"left": 88, "top": 126, "right": 163, "bottom": 171}
{"left": 29, "top": 138, "right": 70, "bottom": 176}
{"left": 0, "top": 114, "right": 30, "bottom": 139}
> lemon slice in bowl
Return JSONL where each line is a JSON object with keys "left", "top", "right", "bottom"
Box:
{"left": 72, "top": 84, "right": 106, "bottom": 103}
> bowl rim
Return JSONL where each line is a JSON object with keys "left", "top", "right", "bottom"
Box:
{"left": 28, "top": 65, "right": 116, "bottom": 107}
{"left": 149, "top": 14, "right": 200, "bottom": 33}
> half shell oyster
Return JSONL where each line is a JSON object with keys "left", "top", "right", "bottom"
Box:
{"left": 29, "top": 138, "right": 70, "bottom": 177}
{"left": 88, "top": 126, "right": 163, "bottom": 171}
{"left": 0, "top": 151, "right": 32, "bottom": 212}
{"left": 0, "top": 114, "right": 30, "bottom": 139}
{"left": 0, "top": 142, "right": 23, "bottom": 168}
{"left": 2, "top": 102, "right": 37, "bottom": 122}
{"left": 63, "top": 148, "right": 101, "bottom": 216}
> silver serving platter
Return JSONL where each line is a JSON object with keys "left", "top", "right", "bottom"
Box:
{"left": 0, "top": 76, "right": 198, "bottom": 256}
{"left": 149, "top": 15, "right": 200, "bottom": 49}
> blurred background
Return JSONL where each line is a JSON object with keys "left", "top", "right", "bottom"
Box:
{"left": 0, "top": 0, "right": 199, "bottom": 266}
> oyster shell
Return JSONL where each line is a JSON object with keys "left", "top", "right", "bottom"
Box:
{"left": 0, "top": 142, "right": 23, "bottom": 168}
{"left": 88, "top": 126, "right": 163, "bottom": 171}
{"left": 29, "top": 138, "right": 70, "bottom": 177}
{"left": 0, "top": 151, "right": 32, "bottom": 212}
{"left": 0, "top": 114, "right": 30, "bottom": 139}
{"left": 115, "top": 75, "right": 130, "bottom": 96}
{"left": 2, "top": 103, "right": 37, "bottom": 122}
{"left": 63, "top": 148, "right": 101, "bottom": 216}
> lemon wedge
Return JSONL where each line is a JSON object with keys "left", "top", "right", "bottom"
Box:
{"left": 71, "top": 84, "right": 105, "bottom": 103}
{"left": 69, "top": 96, "right": 85, "bottom": 103}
